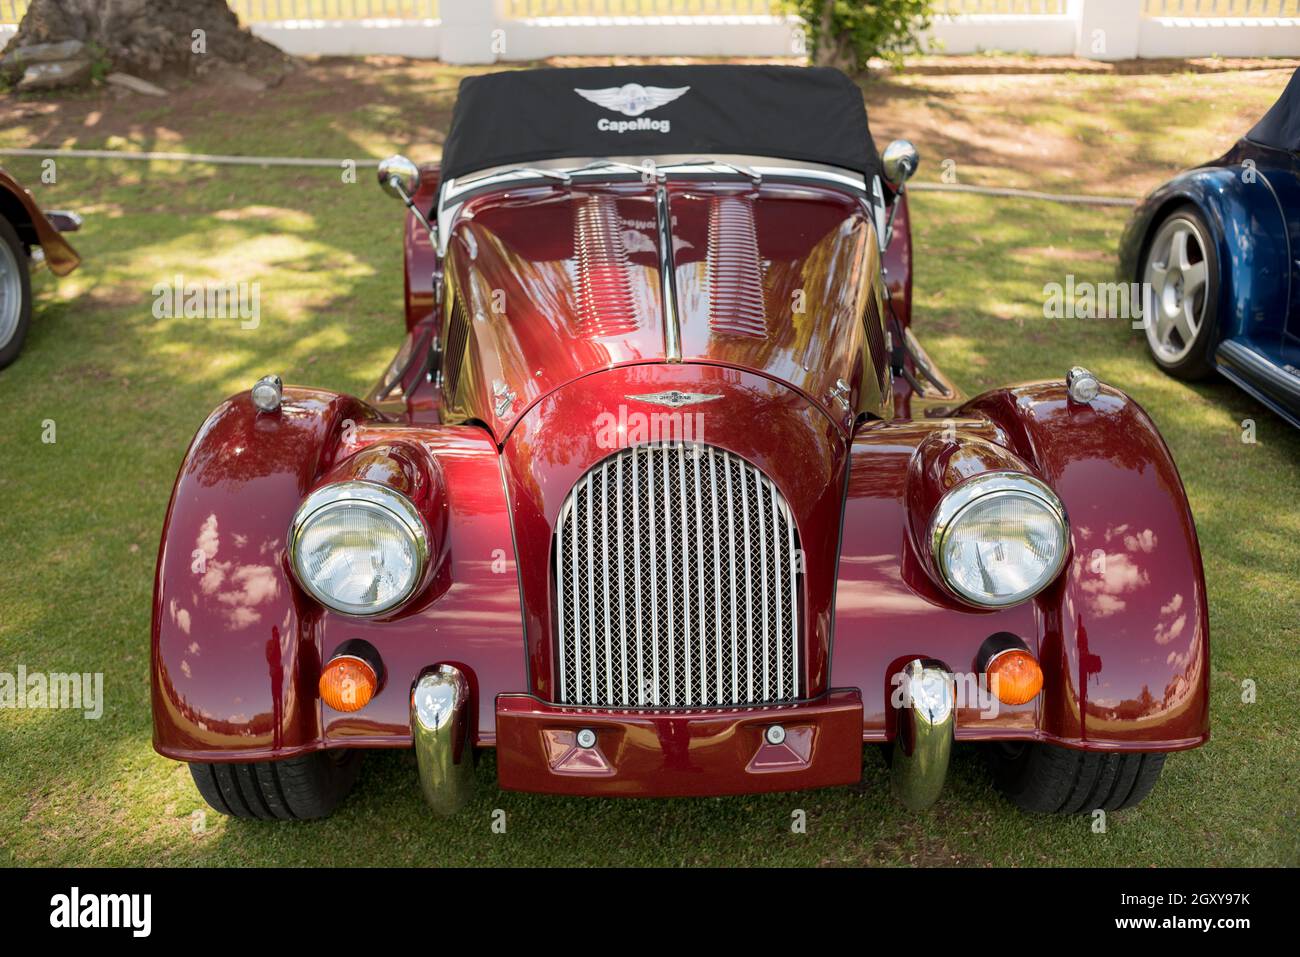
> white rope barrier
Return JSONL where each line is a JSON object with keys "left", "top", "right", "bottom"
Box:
{"left": 0, "top": 147, "right": 1140, "bottom": 206}
{"left": 0, "top": 147, "right": 380, "bottom": 168}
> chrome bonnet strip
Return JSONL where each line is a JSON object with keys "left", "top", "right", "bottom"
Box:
{"left": 655, "top": 184, "right": 682, "bottom": 362}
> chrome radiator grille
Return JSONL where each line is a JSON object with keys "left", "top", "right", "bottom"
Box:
{"left": 555, "top": 444, "right": 800, "bottom": 708}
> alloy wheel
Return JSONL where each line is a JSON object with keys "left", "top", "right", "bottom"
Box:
{"left": 1142, "top": 216, "right": 1211, "bottom": 365}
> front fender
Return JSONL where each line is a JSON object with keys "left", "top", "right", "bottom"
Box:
{"left": 151, "top": 387, "right": 528, "bottom": 762}
{"left": 832, "top": 382, "right": 1209, "bottom": 750}
{"left": 0, "top": 168, "right": 80, "bottom": 276}
{"left": 967, "top": 382, "right": 1210, "bottom": 748}
{"left": 1120, "top": 165, "right": 1289, "bottom": 344}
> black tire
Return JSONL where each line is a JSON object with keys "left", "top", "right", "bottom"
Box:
{"left": 987, "top": 743, "right": 1167, "bottom": 814}
{"left": 189, "top": 750, "right": 362, "bottom": 821}
{"left": 0, "top": 216, "right": 33, "bottom": 371}
{"left": 1138, "top": 204, "right": 1220, "bottom": 381}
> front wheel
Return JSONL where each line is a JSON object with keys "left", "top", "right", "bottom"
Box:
{"left": 0, "top": 216, "right": 33, "bottom": 370}
{"left": 189, "top": 750, "right": 362, "bottom": 821}
{"left": 987, "top": 743, "right": 1167, "bottom": 814}
{"left": 1140, "top": 205, "right": 1219, "bottom": 380}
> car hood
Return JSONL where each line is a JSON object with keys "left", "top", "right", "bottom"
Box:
{"left": 439, "top": 180, "right": 887, "bottom": 440}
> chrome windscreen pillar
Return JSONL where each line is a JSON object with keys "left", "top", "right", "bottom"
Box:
{"left": 411, "top": 665, "right": 476, "bottom": 815}
{"left": 890, "top": 658, "right": 955, "bottom": 811}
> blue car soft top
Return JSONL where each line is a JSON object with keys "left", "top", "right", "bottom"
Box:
{"left": 1247, "top": 67, "right": 1299, "bottom": 153}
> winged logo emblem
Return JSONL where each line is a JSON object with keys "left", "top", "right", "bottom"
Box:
{"left": 625, "top": 390, "right": 722, "bottom": 409}
{"left": 575, "top": 84, "right": 690, "bottom": 117}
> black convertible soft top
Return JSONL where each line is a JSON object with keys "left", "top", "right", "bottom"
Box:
{"left": 1247, "top": 67, "right": 1300, "bottom": 153}
{"left": 440, "top": 65, "right": 880, "bottom": 183}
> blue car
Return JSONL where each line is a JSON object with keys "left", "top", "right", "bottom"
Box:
{"left": 1120, "top": 68, "right": 1300, "bottom": 428}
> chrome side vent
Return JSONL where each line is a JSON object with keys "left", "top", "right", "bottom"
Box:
{"left": 706, "top": 196, "right": 767, "bottom": 338}
{"left": 554, "top": 443, "right": 801, "bottom": 709}
{"left": 574, "top": 195, "right": 640, "bottom": 337}
{"left": 863, "top": 288, "right": 888, "bottom": 388}
{"left": 441, "top": 293, "right": 470, "bottom": 401}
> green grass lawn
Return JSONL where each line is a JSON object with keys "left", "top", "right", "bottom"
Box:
{"left": 1, "top": 60, "right": 1298, "bottom": 866}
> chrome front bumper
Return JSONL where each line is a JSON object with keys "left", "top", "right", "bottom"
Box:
{"left": 494, "top": 689, "right": 864, "bottom": 797}
{"left": 409, "top": 658, "right": 954, "bottom": 811}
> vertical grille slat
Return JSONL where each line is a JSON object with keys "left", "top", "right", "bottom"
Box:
{"left": 585, "top": 474, "right": 597, "bottom": 705}
{"left": 615, "top": 453, "right": 628, "bottom": 706}
{"left": 725, "top": 456, "right": 739, "bottom": 704}
{"left": 693, "top": 449, "right": 708, "bottom": 707}
{"left": 676, "top": 447, "right": 692, "bottom": 705}
{"left": 756, "top": 470, "right": 770, "bottom": 702}
{"left": 785, "top": 501, "right": 795, "bottom": 702}
{"left": 632, "top": 449, "right": 646, "bottom": 706}
{"left": 708, "top": 449, "right": 724, "bottom": 705}
{"left": 740, "top": 463, "right": 754, "bottom": 703}
{"left": 557, "top": 479, "right": 567, "bottom": 703}
{"left": 663, "top": 451, "right": 676, "bottom": 705}
{"left": 554, "top": 444, "right": 800, "bottom": 709}
{"left": 646, "top": 449, "right": 661, "bottom": 707}
{"left": 569, "top": 480, "right": 582, "bottom": 702}
{"left": 601, "top": 460, "right": 613, "bottom": 705}
{"left": 771, "top": 478, "right": 785, "bottom": 697}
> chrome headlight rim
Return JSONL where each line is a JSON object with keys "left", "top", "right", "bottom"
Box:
{"left": 929, "top": 471, "right": 1069, "bottom": 608}
{"left": 288, "top": 479, "right": 429, "bottom": 618}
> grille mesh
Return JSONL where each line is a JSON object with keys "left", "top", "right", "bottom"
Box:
{"left": 555, "top": 444, "right": 800, "bottom": 708}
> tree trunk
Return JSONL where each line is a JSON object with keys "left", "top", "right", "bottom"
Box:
{"left": 1, "top": 0, "right": 295, "bottom": 90}
{"left": 810, "top": 0, "right": 858, "bottom": 75}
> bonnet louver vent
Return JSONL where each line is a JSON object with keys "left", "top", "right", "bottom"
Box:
{"left": 706, "top": 196, "right": 767, "bottom": 339}
{"left": 574, "top": 195, "right": 640, "bottom": 338}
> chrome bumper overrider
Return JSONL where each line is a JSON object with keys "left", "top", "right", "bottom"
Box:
{"left": 890, "top": 659, "right": 955, "bottom": 810}
{"left": 411, "top": 665, "right": 476, "bottom": 815}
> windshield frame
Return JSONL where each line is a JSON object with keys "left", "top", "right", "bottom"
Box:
{"left": 435, "top": 154, "right": 873, "bottom": 257}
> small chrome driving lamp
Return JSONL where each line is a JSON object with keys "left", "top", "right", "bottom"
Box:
{"left": 251, "top": 374, "right": 283, "bottom": 413}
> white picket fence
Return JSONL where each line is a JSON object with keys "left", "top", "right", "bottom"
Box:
{"left": 244, "top": 0, "right": 801, "bottom": 61}
{"left": 2, "top": 0, "right": 1297, "bottom": 61}
{"left": 928, "top": 0, "right": 1300, "bottom": 58}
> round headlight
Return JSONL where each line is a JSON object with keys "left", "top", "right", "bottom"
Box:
{"left": 289, "top": 481, "right": 428, "bottom": 616}
{"left": 930, "top": 472, "right": 1068, "bottom": 608}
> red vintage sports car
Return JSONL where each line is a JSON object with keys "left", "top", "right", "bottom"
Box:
{"left": 151, "top": 65, "right": 1209, "bottom": 820}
